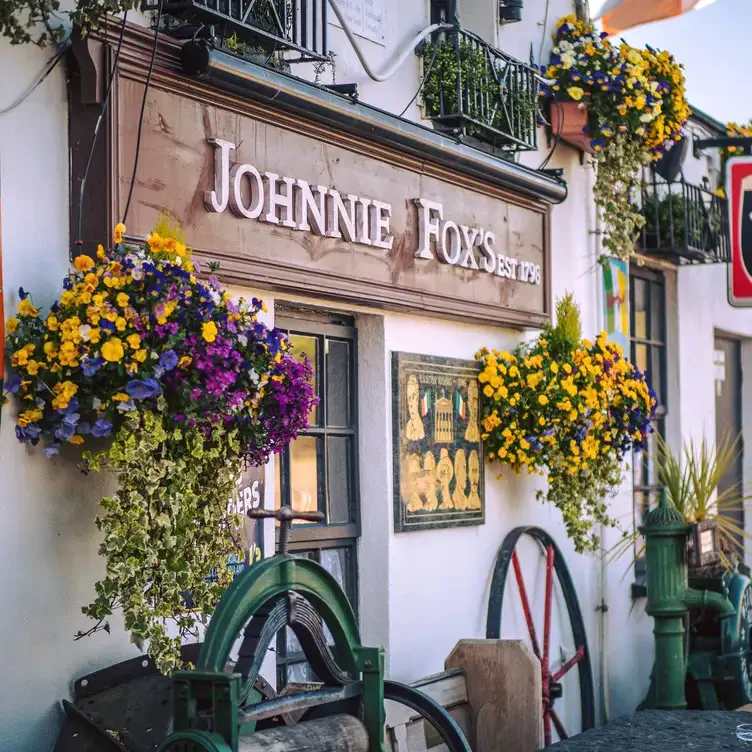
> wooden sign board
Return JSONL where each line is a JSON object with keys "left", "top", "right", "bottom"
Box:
{"left": 114, "top": 78, "right": 549, "bottom": 329}
{"left": 392, "top": 353, "right": 484, "bottom": 532}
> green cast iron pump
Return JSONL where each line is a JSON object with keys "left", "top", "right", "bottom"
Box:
{"left": 157, "top": 505, "right": 471, "bottom": 752}
{"left": 641, "top": 497, "right": 736, "bottom": 710}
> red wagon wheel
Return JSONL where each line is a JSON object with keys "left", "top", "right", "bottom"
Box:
{"left": 486, "top": 526, "right": 595, "bottom": 746}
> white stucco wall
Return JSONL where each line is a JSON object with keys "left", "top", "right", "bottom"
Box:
{"left": 0, "top": 40, "right": 143, "bottom": 751}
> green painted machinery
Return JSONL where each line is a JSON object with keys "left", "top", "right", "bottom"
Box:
{"left": 641, "top": 497, "right": 752, "bottom": 711}
{"left": 157, "top": 506, "right": 471, "bottom": 752}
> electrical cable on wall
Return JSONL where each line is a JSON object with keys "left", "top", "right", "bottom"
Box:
{"left": 0, "top": 35, "right": 70, "bottom": 117}
{"left": 399, "top": 42, "right": 438, "bottom": 117}
{"left": 122, "top": 0, "right": 163, "bottom": 225}
{"left": 328, "top": 0, "right": 451, "bottom": 82}
{"left": 76, "top": 14, "right": 129, "bottom": 244}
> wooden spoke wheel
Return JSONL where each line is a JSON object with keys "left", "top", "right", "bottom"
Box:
{"left": 486, "top": 526, "right": 595, "bottom": 746}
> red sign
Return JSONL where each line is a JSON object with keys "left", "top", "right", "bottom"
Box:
{"left": 727, "top": 156, "right": 752, "bottom": 307}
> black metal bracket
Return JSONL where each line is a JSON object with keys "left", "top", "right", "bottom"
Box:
{"left": 693, "top": 136, "right": 752, "bottom": 159}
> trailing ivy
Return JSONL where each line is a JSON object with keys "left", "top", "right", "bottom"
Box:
{"left": 81, "top": 409, "right": 241, "bottom": 674}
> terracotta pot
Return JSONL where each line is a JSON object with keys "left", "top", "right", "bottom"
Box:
{"left": 550, "top": 100, "right": 594, "bottom": 154}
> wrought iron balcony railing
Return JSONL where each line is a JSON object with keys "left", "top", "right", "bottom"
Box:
{"left": 637, "top": 177, "right": 729, "bottom": 264}
{"left": 147, "top": 0, "right": 329, "bottom": 62}
{"left": 419, "top": 27, "right": 539, "bottom": 153}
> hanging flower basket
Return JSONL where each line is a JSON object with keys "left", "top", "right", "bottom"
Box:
{"left": 2, "top": 217, "right": 316, "bottom": 673}
{"left": 550, "top": 99, "right": 594, "bottom": 154}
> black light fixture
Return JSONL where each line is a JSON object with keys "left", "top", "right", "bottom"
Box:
{"left": 499, "top": 0, "right": 523, "bottom": 24}
{"left": 654, "top": 137, "right": 689, "bottom": 183}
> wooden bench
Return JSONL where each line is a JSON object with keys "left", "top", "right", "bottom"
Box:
{"left": 386, "top": 640, "right": 542, "bottom": 752}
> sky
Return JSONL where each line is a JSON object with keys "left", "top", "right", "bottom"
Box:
{"left": 589, "top": 0, "right": 751, "bottom": 125}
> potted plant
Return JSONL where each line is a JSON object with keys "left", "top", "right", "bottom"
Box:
{"left": 542, "top": 15, "right": 690, "bottom": 261}
{"left": 476, "top": 294, "right": 656, "bottom": 553}
{"left": 3, "top": 218, "right": 316, "bottom": 673}
{"left": 611, "top": 433, "right": 750, "bottom": 573}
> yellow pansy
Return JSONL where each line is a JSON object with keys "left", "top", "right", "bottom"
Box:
{"left": 113, "top": 223, "right": 126, "bottom": 244}
{"left": 18, "top": 299, "right": 38, "bottom": 318}
{"left": 73, "top": 254, "right": 95, "bottom": 272}
{"left": 6, "top": 317, "right": 19, "bottom": 334}
{"left": 202, "top": 321, "right": 218, "bottom": 343}
{"left": 101, "top": 338, "right": 125, "bottom": 362}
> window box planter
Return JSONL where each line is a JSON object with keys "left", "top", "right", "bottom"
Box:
{"left": 419, "top": 27, "right": 539, "bottom": 154}
{"left": 550, "top": 99, "right": 594, "bottom": 154}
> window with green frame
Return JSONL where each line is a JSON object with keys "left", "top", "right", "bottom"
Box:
{"left": 629, "top": 267, "right": 667, "bottom": 592}
{"left": 273, "top": 306, "right": 360, "bottom": 686}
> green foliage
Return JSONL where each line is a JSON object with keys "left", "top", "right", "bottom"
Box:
{"left": 544, "top": 292, "right": 582, "bottom": 357}
{"left": 477, "top": 295, "right": 656, "bottom": 553}
{"left": 81, "top": 409, "right": 242, "bottom": 675}
{"left": 593, "top": 135, "right": 650, "bottom": 261}
{"left": 418, "top": 37, "right": 538, "bottom": 145}
{"left": 640, "top": 191, "right": 722, "bottom": 254}
{"left": 611, "top": 432, "right": 752, "bottom": 569}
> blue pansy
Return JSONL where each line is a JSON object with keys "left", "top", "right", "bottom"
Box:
{"left": 62, "top": 412, "right": 80, "bottom": 427}
{"left": 16, "top": 424, "right": 42, "bottom": 442}
{"left": 125, "top": 378, "right": 161, "bottom": 400}
{"left": 55, "top": 422, "right": 76, "bottom": 441}
{"left": 18, "top": 287, "right": 28, "bottom": 300}
{"left": 159, "top": 350, "right": 178, "bottom": 372}
{"left": 100, "top": 320, "right": 116, "bottom": 333}
{"left": 5, "top": 374, "right": 21, "bottom": 393}
{"left": 92, "top": 418, "right": 113, "bottom": 438}
{"left": 82, "top": 356, "right": 104, "bottom": 376}
{"left": 42, "top": 443, "right": 61, "bottom": 457}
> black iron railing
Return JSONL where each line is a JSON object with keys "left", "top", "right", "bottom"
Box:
{"left": 637, "top": 177, "right": 729, "bottom": 264}
{"left": 419, "top": 27, "right": 539, "bottom": 153}
{"left": 147, "top": 0, "right": 329, "bottom": 61}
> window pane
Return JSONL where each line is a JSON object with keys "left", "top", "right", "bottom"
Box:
{"left": 633, "top": 279, "right": 647, "bottom": 339}
{"left": 290, "top": 334, "right": 318, "bottom": 424}
{"left": 287, "top": 662, "right": 313, "bottom": 682}
{"left": 635, "top": 343, "right": 648, "bottom": 374}
{"left": 286, "top": 627, "right": 302, "bottom": 654}
{"left": 320, "top": 548, "right": 348, "bottom": 591}
{"left": 289, "top": 436, "right": 321, "bottom": 520}
{"left": 326, "top": 340, "right": 351, "bottom": 427}
{"left": 651, "top": 346, "right": 664, "bottom": 406}
{"left": 327, "top": 436, "right": 353, "bottom": 524}
{"left": 650, "top": 282, "right": 664, "bottom": 343}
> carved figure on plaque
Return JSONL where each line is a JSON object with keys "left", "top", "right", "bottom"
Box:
{"left": 423, "top": 451, "right": 439, "bottom": 511}
{"left": 464, "top": 381, "right": 480, "bottom": 443}
{"left": 467, "top": 449, "right": 481, "bottom": 510}
{"left": 405, "top": 375, "right": 425, "bottom": 441}
{"left": 452, "top": 449, "right": 469, "bottom": 510}
{"left": 436, "top": 448, "right": 455, "bottom": 509}
{"left": 406, "top": 453, "right": 425, "bottom": 512}
{"left": 392, "top": 353, "right": 484, "bottom": 532}
{"left": 434, "top": 393, "right": 454, "bottom": 443}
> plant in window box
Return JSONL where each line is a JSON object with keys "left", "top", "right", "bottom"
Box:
{"left": 542, "top": 15, "right": 690, "bottom": 261}
{"left": 611, "top": 433, "right": 751, "bottom": 572}
{"left": 476, "top": 294, "right": 656, "bottom": 553}
{"left": 418, "top": 33, "right": 540, "bottom": 148}
{"left": 2, "top": 217, "right": 316, "bottom": 674}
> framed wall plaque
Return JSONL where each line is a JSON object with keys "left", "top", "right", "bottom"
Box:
{"left": 392, "top": 352, "right": 484, "bottom": 532}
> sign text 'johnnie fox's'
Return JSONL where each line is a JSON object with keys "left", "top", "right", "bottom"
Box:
{"left": 205, "top": 138, "right": 541, "bottom": 286}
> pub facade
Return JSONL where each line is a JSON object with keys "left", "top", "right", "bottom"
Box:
{"left": 3, "top": 1, "right": 739, "bottom": 748}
